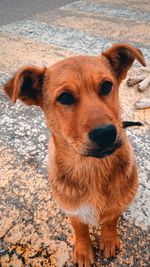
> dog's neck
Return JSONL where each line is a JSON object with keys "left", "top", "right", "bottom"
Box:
{"left": 48, "top": 133, "right": 133, "bottom": 210}
{"left": 51, "top": 131, "right": 130, "bottom": 174}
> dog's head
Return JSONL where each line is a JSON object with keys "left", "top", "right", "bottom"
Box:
{"left": 4, "top": 44, "right": 146, "bottom": 158}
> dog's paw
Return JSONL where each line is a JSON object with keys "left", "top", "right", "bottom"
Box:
{"left": 73, "top": 241, "right": 95, "bottom": 266}
{"left": 100, "top": 234, "right": 120, "bottom": 258}
{"left": 135, "top": 98, "right": 150, "bottom": 109}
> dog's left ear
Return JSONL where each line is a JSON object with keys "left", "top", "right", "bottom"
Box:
{"left": 4, "top": 66, "right": 46, "bottom": 107}
{"left": 102, "top": 43, "right": 146, "bottom": 83}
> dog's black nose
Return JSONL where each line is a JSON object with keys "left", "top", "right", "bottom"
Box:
{"left": 88, "top": 124, "right": 117, "bottom": 148}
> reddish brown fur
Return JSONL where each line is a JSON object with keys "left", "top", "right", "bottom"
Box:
{"left": 4, "top": 44, "right": 146, "bottom": 266}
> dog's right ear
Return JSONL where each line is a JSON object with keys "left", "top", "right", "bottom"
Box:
{"left": 4, "top": 66, "right": 46, "bottom": 108}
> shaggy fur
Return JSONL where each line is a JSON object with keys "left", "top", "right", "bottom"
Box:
{"left": 4, "top": 43, "right": 146, "bottom": 265}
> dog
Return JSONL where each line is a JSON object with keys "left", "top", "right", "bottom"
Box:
{"left": 127, "top": 66, "right": 150, "bottom": 109}
{"left": 4, "top": 43, "right": 146, "bottom": 266}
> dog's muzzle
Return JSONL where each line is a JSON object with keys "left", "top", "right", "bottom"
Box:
{"left": 87, "top": 124, "right": 121, "bottom": 158}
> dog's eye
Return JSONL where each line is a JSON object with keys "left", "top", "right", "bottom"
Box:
{"left": 100, "top": 81, "right": 112, "bottom": 96}
{"left": 56, "top": 92, "right": 75, "bottom": 105}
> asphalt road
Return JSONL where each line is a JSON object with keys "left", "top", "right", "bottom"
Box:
{"left": 0, "top": 0, "right": 75, "bottom": 25}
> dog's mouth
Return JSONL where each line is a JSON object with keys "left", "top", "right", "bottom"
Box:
{"left": 84, "top": 139, "right": 122, "bottom": 158}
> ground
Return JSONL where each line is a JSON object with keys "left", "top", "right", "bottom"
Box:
{"left": 0, "top": 0, "right": 149, "bottom": 266}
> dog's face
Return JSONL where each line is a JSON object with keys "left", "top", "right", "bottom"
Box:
{"left": 44, "top": 55, "right": 122, "bottom": 158}
{"left": 4, "top": 44, "right": 146, "bottom": 158}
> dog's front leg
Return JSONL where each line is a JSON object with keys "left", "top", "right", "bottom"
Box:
{"left": 70, "top": 216, "right": 95, "bottom": 266}
{"left": 100, "top": 216, "right": 120, "bottom": 259}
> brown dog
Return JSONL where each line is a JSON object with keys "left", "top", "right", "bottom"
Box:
{"left": 4, "top": 44, "right": 146, "bottom": 266}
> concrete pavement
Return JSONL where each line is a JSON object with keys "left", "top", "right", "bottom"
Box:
{"left": 0, "top": 0, "right": 75, "bottom": 26}
{"left": 0, "top": 0, "right": 149, "bottom": 266}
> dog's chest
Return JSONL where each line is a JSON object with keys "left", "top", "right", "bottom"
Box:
{"left": 64, "top": 205, "right": 97, "bottom": 225}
